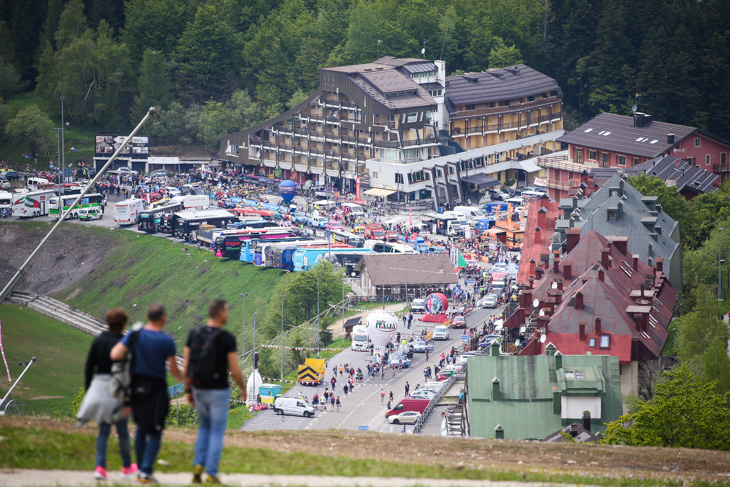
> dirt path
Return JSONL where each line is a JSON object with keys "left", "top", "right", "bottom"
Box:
{"left": 3, "top": 417, "right": 730, "bottom": 484}
{"left": 327, "top": 303, "right": 406, "bottom": 339}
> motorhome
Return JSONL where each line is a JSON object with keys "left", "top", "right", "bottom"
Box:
{"left": 351, "top": 325, "right": 370, "bottom": 351}
{"left": 12, "top": 190, "right": 55, "bottom": 217}
{"left": 114, "top": 198, "right": 146, "bottom": 225}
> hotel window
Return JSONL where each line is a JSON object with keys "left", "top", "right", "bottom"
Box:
{"left": 632, "top": 157, "right": 640, "bottom": 166}
{"left": 706, "top": 154, "right": 711, "bottom": 165}
{"left": 407, "top": 112, "right": 418, "bottom": 123}
{"left": 600, "top": 335, "right": 611, "bottom": 349}
{"left": 686, "top": 157, "right": 694, "bottom": 164}
{"left": 575, "top": 148, "right": 583, "bottom": 163}
{"left": 588, "top": 150, "right": 597, "bottom": 160}
{"left": 694, "top": 137, "right": 701, "bottom": 147}
{"left": 601, "top": 153, "right": 609, "bottom": 167}
{"left": 617, "top": 155, "right": 627, "bottom": 166}
{"left": 589, "top": 338, "right": 596, "bottom": 347}
{"left": 395, "top": 173, "right": 404, "bottom": 184}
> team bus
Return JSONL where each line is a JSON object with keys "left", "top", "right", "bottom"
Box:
{"left": 171, "top": 209, "right": 237, "bottom": 240}
{"left": 330, "top": 229, "right": 364, "bottom": 247}
{"left": 49, "top": 193, "right": 105, "bottom": 219}
{"left": 13, "top": 189, "right": 58, "bottom": 218}
{"left": 292, "top": 247, "right": 373, "bottom": 272}
{"left": 214, "top": 227, "right": 302, "bottom": 258}
{"left": 137, "top": 202, "right": 183, "bottom": 233}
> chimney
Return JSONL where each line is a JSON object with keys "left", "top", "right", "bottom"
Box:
{"left": 570, "top": 423, "right": 579, "bottom": 437}
{"left": 648, "top": 242, "right": 654, "bottom": 257}
{"left": 535, "top": 267, "right": 544, "bottom": 280}
{"left": 566, "top": 228, "right": 581, "bottom": 252}
{"left": 633, "top": 313, "right": 642, "bottom": 330}
{"left": 491, "top": 341, "right": 500, "bottom": 357}
{"left": 667, "top": 133, "right": 675, "bottom": 144}
{"left": 612, "top": 237, "right": 628, "bottom": 255}
{"left": 656, "top": 256, "right": 664, "bottom": 273}
{"left": 569, "top": 216, "right": 575, "bottom": 228}
{"left": 575, "top": 291, "right": 584, "bottom": 309}
{"left": 617, "top": 200, "right": 623, "bottom": 219}
{"left": 601, "top": 247, "right": 611, "bottom": 268}
{"left": 572, "top": 196, "right": 578, "bottom": 209}
{"left": 538, "top": 207, "right": 547, "bottom": 228}
{"left": 594, "top": 317, "right": 602, "bottom": 335}
{"left": 580, "top": 170, "right": 589, "bottom": 185}
{"left": 535, "top": 226, "right": 542, "bottom": 244}
{"left": 564, "top": 264, "right": 572, "bottom": 280}
{"left": 632, "top": 254, "right": 640, "bottom": 270}
{"left": 579, "top": 322, "right": 586, "bottom": 339}
{"left": 492, "top": 377, "right": 501, "bottom": 401}
{"left": 540, "top": 193, "right": 549, "bottom": 209}
{"left": 553, "top": 256, "right": 560, "bottom": 274}
{"left": 529, "top": 259, "right": 536, "bottom": 277}
{"left": 598, "top": 267, "right": 605, "bottom": 282}
{"left": 640, "top": 283, "right": 645, "bottom": 297}
{"left": 619, "top": 179, "right": 625, "bottom": 196}
{"left": 495, "top": 424, "right": 504, "bottom": 439}
{"left": 555, "top": 353, "right": 563, "bottom": 370}
{"left": 582, "top": 411, "right": 592, "bottom": 432}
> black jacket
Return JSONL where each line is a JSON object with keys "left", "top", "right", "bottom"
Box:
{"left": 84, "top": 331, "right": 123, "bottom": 390}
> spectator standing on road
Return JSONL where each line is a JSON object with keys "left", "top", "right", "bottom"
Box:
{"left": 184, "top": 300, "right": 247, "bottom": 485}
{"left": 111, "top": 304, "right": 184, "bottom": 485}
{"left": 380, "top": 389, "right": 385, "bottom": 404}
{"left": 404, "top": 382, "right": 410, "bottom": 397}
{"left": 77, "top": 308, "right": 137, "bottom": 481}
{"left": 336, "top": 396, "right": 341, "bottom": 412}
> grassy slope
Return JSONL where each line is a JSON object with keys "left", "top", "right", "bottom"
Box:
{"left": 0, "top": 94, "right": 98, "bottom": 170}
{"left": 0, "top": 305, "right": 92, "bottom": 416}
{"left": 2, "top": 423, "right": 722, "bottom": 486}
{"left": 56, "top": 229, "right": 290, "bottom": 345}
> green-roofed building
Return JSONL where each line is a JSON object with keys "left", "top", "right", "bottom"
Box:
{"left": 466, "top": 345, "right": 622, "bottom": 440}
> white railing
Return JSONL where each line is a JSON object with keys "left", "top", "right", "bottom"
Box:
{"left": 412, "top": 372, "right": 458, "bottom": 434}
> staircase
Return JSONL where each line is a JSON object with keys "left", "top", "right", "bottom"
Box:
{"left": 8, "top": 291, "right": 107, "bottom": 336}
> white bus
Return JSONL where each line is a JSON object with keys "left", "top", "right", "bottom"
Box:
{"left": 50, "top": 193, "right": 106, "bottom": 218}
{"left": 170, "top": 194, "right": 210, "bottom": 210}
{"left": 12, "top": 190, "right": 55, "bottom": 218}
{"left": 330, "top": 229, "right": 364, "bottom": 247}
{"left": 114, "top": 198, "right": 146, "bottom": 225}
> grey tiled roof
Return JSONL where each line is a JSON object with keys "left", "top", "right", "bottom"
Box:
{"left": 444, "top": 64, "right": 560, "bottom": 106}
{"left": 557, "top": 113, "right": 697, "bottom": 158}
{"left": 624, "top": 154, "right": 718, "bottom": 194}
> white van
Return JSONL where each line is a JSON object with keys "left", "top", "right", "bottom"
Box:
{"left": 433, "top": 325, "right": 450, "bottom": 340}
{"left": 351, "top": 324, "right": 370, "bottom": 351}
{"left": 26, "top": 177, "right": 50, "bottom": 189}
{"left": 273, "top": 397, "right": 315, "bottom": 417}
{"left": 342, "top": 202, "right": 365, "bottom": 216}
{"left": 453, "top": 206, "right": 486, "bottom": 220}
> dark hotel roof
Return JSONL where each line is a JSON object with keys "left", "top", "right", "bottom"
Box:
{"left": 444, "top": 64, "right": 561, "bottom": 107}
{"left": 558, "top": 113, "right": 697, "bottom": 158}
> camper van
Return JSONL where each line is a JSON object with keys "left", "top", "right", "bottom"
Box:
{"left": 351, "top": 324, "right": 370, "bottom": 351}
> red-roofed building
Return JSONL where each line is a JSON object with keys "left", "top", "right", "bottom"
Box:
{"left": 516, "top": 195, "right": 560, "bottom": 285}
{"left": 508, "top": 230, "right": 677, "bottom": 396}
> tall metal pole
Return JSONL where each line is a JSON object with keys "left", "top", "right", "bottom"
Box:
{"left": 719, "top": 227, "right": 724, "bottom": 301}
{"left": 240, "top": 292, "right": 247, "bottom": 359}
{"left": 0, "top": 357, "right": 35, "bottom": 413}
{"left": 280, "top": 294, "right": 285, "bottom": 386}
{"left": 54, "top": 128, "right": 60, "bottom": 187}
{"left": 316, "top": 274, "right": 321, "bottom": 357}
{"left": 382, "top": 254, "right": 386, "bottom": 310}
{"left": 0, "top": 107, "right": 155, "bottom": 304}
{"left": 253, "top": 312, "right": 258, "bottom": 404}
{"left": 342, "top": 270, "right": 345, "bottom": 346}
{"left": 60, "top": 96, "right": 65, "bottom": 185}
{"left": 405, "top": 243, "right": 408, "bottom": 305}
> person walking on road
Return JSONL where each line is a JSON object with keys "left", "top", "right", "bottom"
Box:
{"left": 335, "top": 396, "right": 341, "bottom": 412}
{"left": 77, "top": 308, "right": 137, "bottom": 481}
{"left": 111, "top": 304, "right": 184, "bottom": 485}
{"left": 404, "top": 382, "right": 410, "bottom": 397}
{"left": 380, "top": 389, "right": 385, "bottom": 404}
{"left": 330, "top": 395, "right": 335, "bottom": 411}
{"left": 184, "top": 300, "right": 247, "bottom": 485}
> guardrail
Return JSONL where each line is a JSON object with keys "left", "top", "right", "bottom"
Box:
{"left": 412, "top": 371, "right": 458, "bottom": 434}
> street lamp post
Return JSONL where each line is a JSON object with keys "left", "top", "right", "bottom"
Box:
{"left": 316, "top": 274, "right": 321, "bottom": 357}
{"left": 342, "top": 269, "right": 346, "bottom": 346}
{"left": 60, "top": 97, "right": 65, "bottom": 184}
{"left": 719, "top": 227, "right": 725, "bottom": 301}
{"left": 253, "top": 312, "right": 258, "bottom": 404}
{"left": 280, "top": 294, "right": 285, "bottom": 386}
{"left": 240, "top": 292, "right": 247, "bottom": 359}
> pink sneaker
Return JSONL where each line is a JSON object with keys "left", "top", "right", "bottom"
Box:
{"left": 121, "top": 464, "right": 138, "bottom": 478}
{"left": 94, "top": 466, "right": 107, "bottom": 480}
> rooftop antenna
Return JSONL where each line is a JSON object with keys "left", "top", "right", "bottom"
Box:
{"left": 632, "top": 93, "right": 640, "bottom": 114}
{"left": 421, "top": 39, "right": 426, "bottom": 59}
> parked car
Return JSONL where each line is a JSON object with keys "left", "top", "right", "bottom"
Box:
{"left": 489, "top": 190, "right": 508, "bottom": 201}
{"left": 307, "top": 215, "right": 328, "bottom": 228}
{"left": 273, "top": 397, "right": 315, "bottom": 417}
{"left": 410, "top": 298, "right": 426, "bottom": 313}
{"left": 389, "top": 354, "right": 412, "bottom": 368}
{"left": 325, "top": 221, "right": 345, "bottom": 231}
{"left": 115, "top": 167, "right": 138, "bottom": 175}
{"left": 451, "top": 316, "right": 467, "bottom": 329}
{"left": 0, "top": 179, "right": 10, "bottom": 190}
{"left": 1, "top": 170, "right": 19, "bottom": 181}
{"left": 78, "top": 208, "right": 103, "bottom": 221}
{"left": 291, "top": 212, "right": 308, "bottom": 224}
{"left": 387, "top": 410, "right": 421, "bottom": 425}
{"left": 409, "top": 390, "right": 436, "bottom": 400}
{"left": 217, "top": 199, "right": 236, "bottom": 209}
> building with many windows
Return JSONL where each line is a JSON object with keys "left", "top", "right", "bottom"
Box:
{"left": 218, "top": 57, "right": 565, "bottom": 207}
{"left": 540, "top": 112, "right": 730, "bottom": 200}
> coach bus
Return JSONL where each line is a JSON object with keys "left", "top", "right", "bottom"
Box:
{"left": 137, "top": 202, "right": 183, "bottom": 233}
{"left": 49, "top": 193, "right": 105, "bottom": 218}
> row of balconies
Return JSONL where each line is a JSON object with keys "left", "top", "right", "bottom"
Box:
{"left": 452, "top": 113, "right": 561, "bottom": 137}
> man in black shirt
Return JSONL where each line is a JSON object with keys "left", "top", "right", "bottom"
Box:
{"left": 184, "top": 299, "right": 246, "bottom": 485}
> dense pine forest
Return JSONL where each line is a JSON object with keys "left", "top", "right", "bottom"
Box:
{"left": 1, "top": 0, "right": 729, "bottom": 150}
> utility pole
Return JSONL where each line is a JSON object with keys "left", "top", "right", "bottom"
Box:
{"left": 240, "top": 292, "right": 247, "bottom": 360}
{"left": 316, "top": 274, "right": 321, "bottom": 357}
{"left": 342, "top": 270, "right": 346, "bottom": 346}
{"left": 253, "top": 312, "right": 258, "bottom": 404}
{"left": 60, "top": 96, "right": 65, "bottom": 186}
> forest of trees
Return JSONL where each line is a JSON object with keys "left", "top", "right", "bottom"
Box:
{"left": 1, "top": 0, "right": 729, "bottom": 149}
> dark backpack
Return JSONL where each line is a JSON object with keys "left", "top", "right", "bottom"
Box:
{"left": 187, "top": 327, "right": 224, "bottom": 387}
{"left": 109, "top": 327, "right": 141, "bottom": 404}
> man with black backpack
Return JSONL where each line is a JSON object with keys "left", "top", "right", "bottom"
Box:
{"left": 184, "top": 299, "right": 246, "bottom": 485}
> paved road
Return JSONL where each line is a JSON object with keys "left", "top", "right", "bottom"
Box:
{"left": 241, "top": 306, "right": 499, "bottom": 434}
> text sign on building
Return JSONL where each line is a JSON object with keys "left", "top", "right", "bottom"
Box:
{"left": 95, "top": 135, "right": 150, "bottom": 159}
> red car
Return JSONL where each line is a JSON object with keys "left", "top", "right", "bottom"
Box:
{"left": 451, "top": 316, "right": 467, "bottom": 329}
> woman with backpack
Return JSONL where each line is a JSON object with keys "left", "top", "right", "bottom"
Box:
{"left": 77, "top": 308, "right": 137, "bottom": 481}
